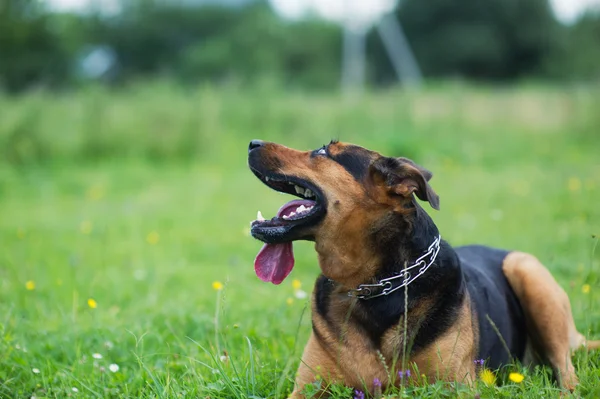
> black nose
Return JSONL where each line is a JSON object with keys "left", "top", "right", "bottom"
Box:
{"left": 248, "top": 139, "right": 265, "bottom": 153}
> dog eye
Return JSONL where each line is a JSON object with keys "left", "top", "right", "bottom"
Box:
{"left": 316, "top": 147, "right": 327, "bottom": 156}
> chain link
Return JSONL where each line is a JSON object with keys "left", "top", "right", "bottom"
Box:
{"left": 348, "top": 235, "right": 441, "bottom": 300}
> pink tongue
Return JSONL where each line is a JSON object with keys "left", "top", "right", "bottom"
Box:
{"left": 254, "top": 242, "right": 294, "bottom": 285}
{"left": 253, "top": 199, "right": 315, "bottom": 285}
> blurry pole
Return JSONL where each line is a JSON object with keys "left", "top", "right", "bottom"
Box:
{"left": 376, "top": 13, "right": 422, "bottom": 87}
{"left": 341, "top": 24, "right": 367, "bottom": 98}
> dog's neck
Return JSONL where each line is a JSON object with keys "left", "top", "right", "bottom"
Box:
{"left": 315, "top": 203, "right": 445, "bottom": 289}
{"left": 376, "top": 205, "right": 441, "bottom": 280}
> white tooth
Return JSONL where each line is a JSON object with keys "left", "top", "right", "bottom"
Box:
{"left": 257, "top": 211, "right": 265, "bottom": 221}
{"left": 297, "top": 205, "right": 306, "bottom": 213}
{"left": 295, "top": 185, "right": 305, "bottom": 195}
{"left": 282, "top": 215, "right": 289, "bottom": 220}
{"left": 304, "top": 189, "right": 313, "bottom": 198}
{"left": 265, "top": 177, "right": 269, "bottom": 182}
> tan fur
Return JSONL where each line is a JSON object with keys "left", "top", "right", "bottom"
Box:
{"left": 502, "top": 251, "right": 600, "bottom": 392}
{"left": 290, "top": 286, "right": 477, "bottom": 397}
{"left": 409, "top": 294, "right": 477, "bottom": 385}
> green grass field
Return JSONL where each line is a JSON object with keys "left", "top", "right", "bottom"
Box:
{"left": 0, "top": 84, "right": 599, "bottom": 398}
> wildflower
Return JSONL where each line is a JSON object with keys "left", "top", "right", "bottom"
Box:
{"left": 86, "top": 184, "right": 105, "bottom": 201}
{"left": 146, "top": 231, "right": 160, "bottom": 245}
{"left": 109, "top": 364, "right": 119, "bottom": 373}
{"left": 80, "top": 220, "right": 93, "bottom": 235}
{"left": 398, "top": 369, "right": 411, "bottom": 379}
{"left": 72, "top": 387, "right": 79, "bottom": 393}
{"left": 582, "top": 284, "right": 590, "bottom": 294}
{"left": 509, "top": 372, "right": 524, "bottom": 383}
{"left": 292, "top": 279, "right": 302, "bottom": 290}
{"left": 568, "top": 177, "right": 582, "bottom": 192}
{"left": 373, "top": 377, "right": 382, "bottom": 398}
{"left": 220, "top": 350, "right": 229, "bottom": 363}
{"left": 17, "top": 228, "right": 26, "bottom": 239}
{"left": 294, "top": 289, "right": 308, "bottom": 299}
{"left": 212, "top": 281, "right": 223, "bottom": 291}
{"left": 286, "top": 297, "right": 294, "bottom": 305}
{"left": 474, "top": 359, "right": 485, "bottom": 366}
{"left": 32, "top": 368, "right": 40, "bottom": 374}
{"left": 104, "top": 341, "right": 114, "bottom": 350}
{"left": 25, "top": 281, "right": 35, "bottom": 291}
{"left": 87, "top": 298, "right": 97, "bottom": 309}
{"left": 354, "top": 389, "right": 365, "bottom": 399}
{"left": 480, "top": 369, "right": 496, "bottom": 386}
{"left": 92, "top": 353, "right": 102, "bottom": 359}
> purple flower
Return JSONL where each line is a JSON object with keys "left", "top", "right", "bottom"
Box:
{"left": 354, "top": 389, "right": 365, "bottom": 399}
{"left": 373, "top": 378, "right": 382, "bottom": 388}
{"left": 474, "top": 359, "right": 485, "bottom": 366}
{"left": 398, "top": 369, "right": 411, "bottom": 379}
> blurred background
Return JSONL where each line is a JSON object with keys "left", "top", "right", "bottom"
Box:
{"left": 1, "top": 0, "right": 599, "bottom": 397}
{"left": 2, "top": 0, "right": 600, "bottom": 93}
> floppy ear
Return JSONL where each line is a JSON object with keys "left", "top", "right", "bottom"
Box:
{"left": 369, "top": 156, "right": 440, "bottom": 210}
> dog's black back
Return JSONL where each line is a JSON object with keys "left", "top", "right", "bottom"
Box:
{"left": 457, "top": 245, "right": 528, "bottom": 369}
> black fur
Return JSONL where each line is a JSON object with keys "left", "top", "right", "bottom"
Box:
{"left": 313, "top": 203, "right": 527, "bottom": 366}
{"left": 330, "top": 145, "right": 372, "bottom": 181}
{"left": 458, "top": 245, "right": 527, "bottom": 368}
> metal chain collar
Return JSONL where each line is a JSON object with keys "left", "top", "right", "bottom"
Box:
{"left": 347, "top": 235, "right": 442, "bottom": 300}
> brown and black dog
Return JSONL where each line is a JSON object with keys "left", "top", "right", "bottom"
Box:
{"left": 247, "top": 139, "right": 598, "bottom": 397}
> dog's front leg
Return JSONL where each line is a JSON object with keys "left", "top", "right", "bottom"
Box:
{"left": 289, "top": 332, "right": 342, "bottom": 399}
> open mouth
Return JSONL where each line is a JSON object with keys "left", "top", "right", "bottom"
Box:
{"left": 249, "top": 168, "right": 326, "bottom": 285}
{"left": 249, "top": 170, "right": 326, "bottom": 242}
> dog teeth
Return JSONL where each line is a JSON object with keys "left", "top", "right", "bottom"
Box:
{"left": 282, "top": 211, "right": 296, "bottom": 220}
{"left": 304, "top": 189, "right": 313, "bottom": 198}
{"left": 257, "top": 211, "right": 265, "bottom": 221}
{"left": 282, "top": 205, "right": 314, "bottom": 220}
{"left": 265, "top": 177, "right": 269, "bottom": 182}
{"left": 295, "top": 185, "right": 305, "bottom": 195}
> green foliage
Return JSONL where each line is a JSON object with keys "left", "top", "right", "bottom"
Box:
{"left": 0, "top": 0, "right": 70, "bottom": 92}
{"left": 0, "top": 84, "right": 599, "bottom": 398}
{"left": 391, "top": 0, "right": 559, "bottom": 80}
{"left": 544, "top": 12, "right": 600, "bottom": 80}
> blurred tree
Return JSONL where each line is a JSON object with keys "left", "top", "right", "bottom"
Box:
{"left": 370, "top": 0, "right": 560, "bottom": 81}
{"left": 86, "top": 1, "right": 341, "bottom": 88}
{"left": 544, "top": 12, "right": 600, "bottom": 80}
{"left": 0, "top": 0, "right": 70, "bottom": 92}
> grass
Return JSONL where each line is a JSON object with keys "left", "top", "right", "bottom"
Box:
{"left": 0, "top": 82, "right": 599, "bottom": 398}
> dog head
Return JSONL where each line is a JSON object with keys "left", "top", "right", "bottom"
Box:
{"left": 248, "top": 139, "right": 439, "bottom": 287}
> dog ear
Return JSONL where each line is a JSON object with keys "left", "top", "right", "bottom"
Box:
{"left": 369, "top": 156, "right": 440, "bottom": 210}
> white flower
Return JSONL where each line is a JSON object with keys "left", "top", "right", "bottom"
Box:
{"left": 92, "top": 353, "right": 103, "bottom": 359}
{"left": 104, "top": 341, "right": 114, "bottom": 350}
{"left": 294, "top": 289, "right": 308, "bottom": 299}
{"left": 32, "top": 368, "right": 40, "bottom": 374}
{"left": 72, "top": 387, "right": 79, "bottom": 393}
{"left": 219, "top": 355, "right": 229, "bottom": 363}
{"left": 109, "top": 363, "right": 119, "bottom": 373}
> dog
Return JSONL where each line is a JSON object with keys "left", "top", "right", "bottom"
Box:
{"left": 247, "top": 139, "right": 599, "bottom": 397}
